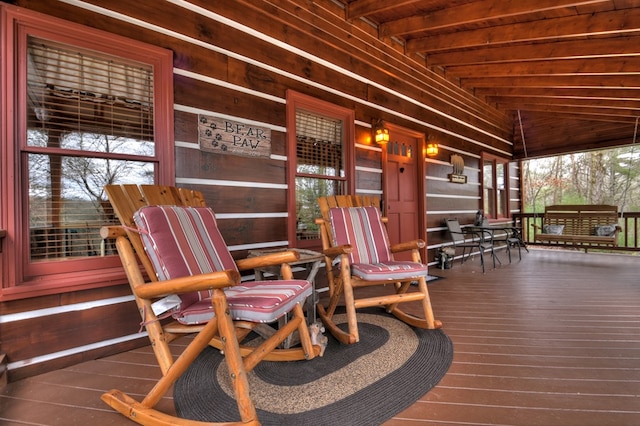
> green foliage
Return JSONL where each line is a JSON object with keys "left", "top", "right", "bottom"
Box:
{"left": 523, "top": 146, "right": 640, "bottom": 212}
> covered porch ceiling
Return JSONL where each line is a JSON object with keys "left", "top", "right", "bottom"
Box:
{"left": 336, "top": 0, "right": 640, "bottom": 159}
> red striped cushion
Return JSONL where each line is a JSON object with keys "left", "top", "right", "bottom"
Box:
{"left": 329, "top": 206, "right": 429, "bottom": 281}
{"left": 134, "top": 206, "right": 311, "bottom": 324}
{"left": 329, "top": 206, "right": 392, "bottom": 264}
{"left": 134, "top": 205, "right": 236, "bottom": 311}
{"left": 175, "top": 281, "right": 312, "bottom": 324}
{"left": 352, "top": 261, "right": 429, "bottom": 281}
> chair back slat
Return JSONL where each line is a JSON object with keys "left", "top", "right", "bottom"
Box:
{"left": 139, "top": 185, "right": 183, "bottom": 206}
{"left": 329, "top": 206, "right": 392, "bottom": 264}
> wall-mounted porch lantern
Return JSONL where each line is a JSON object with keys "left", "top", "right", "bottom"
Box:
{"left": 373, "top": 119, "right": 389, "bottom": 145}
{"left": 426, "top": 143, "right": 439, "bottom": 157}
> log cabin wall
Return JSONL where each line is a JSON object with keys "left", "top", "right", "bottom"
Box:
{"left": 1, "top": 0, "right": 518, "bottom": 381}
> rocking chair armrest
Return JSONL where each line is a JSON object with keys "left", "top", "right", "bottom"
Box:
{"left": 235, "top": 250, "right": 300, "bottom": 271}
{"left": 100, "top": 225, "right": 127, "bottom": 238}
{"left": 322, "top": 244, "right": 352, "bottom": 259}
{"left": 390, "top": 239, "right": 425, "bottom": 253}
{"left": 135, "top": 269, "right": 241, "bottom": 299}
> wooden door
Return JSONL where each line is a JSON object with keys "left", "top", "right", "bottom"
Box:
{"left": 384, "top": 127, "right": 425, "bottom": 261}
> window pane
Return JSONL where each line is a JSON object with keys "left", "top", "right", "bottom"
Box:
{"left": 24, "top": 36, "right": 158, "bottom": 264}
{"left": 296, "top": 111, "right": 344, "bottom": 178}
{"left": 294, "top": 109, "right": 346, "bottom": 241}
{"left": 496, "top": 164, "right": 506, "bottom": 216}
{"left": 27, "top": 36, "right": 155, "bottom": 152}
{"left": 28, "top": 152, "right": 154, "bottom": 261}
{"left": 483, "top": 187, "right": 495, "bottom": 217}
{"left": 483, "top": 160, "right": 494, "bottom": 188}
{"left": 497, "top": 189, "right": 506, "bottom": 217}
{"left": 496, "top": 163, "right": 505, "bottom": 190}
{"left": 295, "top": 177, "right": 342, "bottom": 240}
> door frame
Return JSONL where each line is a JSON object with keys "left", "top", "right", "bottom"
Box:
{"left": 383, "top": 123, "right": 427, "bottom": 259}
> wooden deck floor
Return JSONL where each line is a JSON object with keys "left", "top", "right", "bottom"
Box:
{"left": 2, "top": 248, "right": 640, "bottom": 425}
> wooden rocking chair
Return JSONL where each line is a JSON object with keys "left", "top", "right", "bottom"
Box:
{"left": 100, "top": 184, "right": 320, "bottom": 425}
{"left": 315, "top": 195, "right": 442, "bottom": 344}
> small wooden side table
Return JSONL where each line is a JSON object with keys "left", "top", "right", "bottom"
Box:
{"left": 248, "top": 247, "right": 324, "bottom": 324}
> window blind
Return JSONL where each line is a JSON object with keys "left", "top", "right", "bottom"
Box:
{"left": 25, "top": 36, "right": 156, "bottom": 261}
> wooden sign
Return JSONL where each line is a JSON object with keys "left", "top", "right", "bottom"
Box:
{"left": 448, "top": 154, "right": 468, "bottom": 184}
{"left": 198, "top": 115, "right": 271, "bottom": 158}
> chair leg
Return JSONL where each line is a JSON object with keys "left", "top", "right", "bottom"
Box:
{"left": 317, "top": 255, "right": 359, "bottom": 345}
{"left": 416, "top": 276, "right": 442, "bottom": 330}
{"left": 101, "top": 289, "right": 259, "bottom": 426}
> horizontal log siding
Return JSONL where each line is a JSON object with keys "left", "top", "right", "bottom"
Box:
{"left": 426, "top": 153, "right": 481, "bottom": 262}
{"left": 6, "top": 0, "right": 516, "bottom": 381}
{"left": 0, "top": 285, "right": 143, "bottom": 381}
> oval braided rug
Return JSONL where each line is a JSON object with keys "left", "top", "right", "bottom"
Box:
{"left": 175, "top": 310, "right": 453, "bottom": 426}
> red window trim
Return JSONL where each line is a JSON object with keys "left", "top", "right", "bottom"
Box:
{"left": 481, "top": 152, "right": 510, "bottom": 221}
{"left": 285, "top": 90, "right": 355, "bottom": 248}
{"left": 0, "top": 4, "right": 174, "bottom": 301}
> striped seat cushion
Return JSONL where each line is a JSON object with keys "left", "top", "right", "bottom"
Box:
{"left": 134, "top": 205, "right": 311, "bottom": 324}
{"left": 330, "top": 206, "right": 429, "bottom": 281}
{"left": 351, "top": 261, "right": 429, "bottom": 281}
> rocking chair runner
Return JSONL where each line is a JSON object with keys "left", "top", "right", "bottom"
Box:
{"left": 100, "top": 184, "right": 320, "bottom": 426}
{"left": 315, "top": 195, "right": 442, "bottom": 344}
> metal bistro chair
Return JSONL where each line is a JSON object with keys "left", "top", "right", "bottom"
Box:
{"left": 445, "top": 218, "right": 496, "bottom": 273}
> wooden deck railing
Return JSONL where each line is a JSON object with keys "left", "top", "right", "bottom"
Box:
{"left": 512, "top": 211, "right": 640, "bottom": 252}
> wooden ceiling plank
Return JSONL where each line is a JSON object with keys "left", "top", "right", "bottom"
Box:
{"left": 405, "top": 7, "right": 640, "bottom": 53}
{"left": 461, "top": 74, "right": 640, "bottom": 88}
{"left": 496, "top": 102, "right": 640, "bottom": 118}
{"left": 443, "top": 56, "right": 640, "bottom": 77}
{"left": 475, "top": 86, "right": 640, "bottom": 100}
{"left": 486, "top": 95, "right": 640, "bottom": 109}
{"left": 346, "top": 0, "right": 422, "bottom": 20}
{"left": 380, "top": 0, "right": 609, "bottom": 37}
{"left": 426, "top": 35, "right": 640, "bottom": 67}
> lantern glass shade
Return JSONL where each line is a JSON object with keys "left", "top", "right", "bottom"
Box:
{"left": 426, "top": 143, "right": 439, "bottom": 157}
{"left": 374, "top": 127, "right": 389, "bottom": 144}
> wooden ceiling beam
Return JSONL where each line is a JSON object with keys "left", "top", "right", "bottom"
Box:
{"left": 380, "top": 0, "right": 609, "bottom": 37}
{"left": 475, "top": 86, "right": 640, "bottom": 100}
{"left": 486, "top": 95, "right": 640, "bottom": 109}
{"left": 460, "top": 74, "right": 640, "bottom": 89}
{"left": 426, "top": 36, "right": 640, "bottom": 67}
{"left": 406, "top": 7, "right": 640, "bottom": 53}
{"left": 443, "top": 56, "right": 640, "bottom": 78}
{"left": 496, "top": 102, "right": 640, "bottom": 119}
{"left": 346, "top": 0, "right": 421, "bottom": 20}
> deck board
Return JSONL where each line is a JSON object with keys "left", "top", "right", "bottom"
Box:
{"left": 1, "top": 248, "right": 640, "bottom": 426}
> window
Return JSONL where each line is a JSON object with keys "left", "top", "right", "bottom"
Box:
{"left": 1, "top": 5, "right": 173, "bottom": 299}
{"left": 286, "top": 91, "right": 354, "bottom": 247}
{"left": 482, "top": 153, "right": 509, "bottom": 219}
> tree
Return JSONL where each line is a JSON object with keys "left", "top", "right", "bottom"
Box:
{"left": 523, "top": 146, "right": 640, "bottom": 212}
